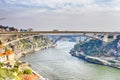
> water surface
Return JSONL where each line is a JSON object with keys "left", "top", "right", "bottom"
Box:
{"left": 21, "top": 41, "right": 120, "bottom": 80}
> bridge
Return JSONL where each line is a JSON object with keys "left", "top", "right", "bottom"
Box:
{"left": 0, "top": 31, "right": 119, "bottom": 34}
{"left": 0, "top": 31, "right": 120, "bottom": 43}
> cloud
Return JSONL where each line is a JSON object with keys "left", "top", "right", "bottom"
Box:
{"left": 0, "top": 0, "right": 120, "bottom": 31}
{"left": 0, "top": 0, "right": 120, "bottom": 14}
{"left": 0, "top": 0, "right": 120, "bottom": 17}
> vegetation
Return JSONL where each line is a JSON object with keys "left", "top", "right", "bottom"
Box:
{"left": 21, "top": 39, "right": 31, "bottom": 50}
{"left": 72, "top": 35, "right": 120, "bottom": 58}
{"left": 0, "top": 61, "right": 35, "bottom": 80}
{"left": 0, "top": 67, "right": 21, "bottom": 80}
{"left": 0, "top": 40, "right": 2, "bottom": 45}
{"left": 23, "top": 69, "right": 32, "bottom": 75}
{"left": 74, "top": 39, "right": 103, "bottom": 56}
{"left": 20, "top": 36, "right": 49, "bottom": 50}
{"left": 102, "top": 36, "right": 120, "bottom": 57}
{"left": 0, "top": 32, "right": 51, "bottom": 80}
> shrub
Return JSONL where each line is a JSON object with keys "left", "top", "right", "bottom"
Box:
{"left": 23, "top": 69, "right": 32, "bottom": 75}
{"left": 0, "top": 40, "right": 2, "bottom": 45}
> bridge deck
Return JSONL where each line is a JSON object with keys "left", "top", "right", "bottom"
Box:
{"left": 0, "top": 31, "right": 119, "bottom": 35}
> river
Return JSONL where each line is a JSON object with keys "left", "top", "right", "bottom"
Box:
{"left": 21, "top": 41, "right": 120, "bottom": 80}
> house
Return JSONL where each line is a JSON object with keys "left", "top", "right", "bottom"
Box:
{"left": 0, "top": 49, "right": 15, "bottom": 67}
{"left": 0, "top": 45, "right": 4, "bottom": 53}
{"left": 0, "top": 44, "right": 6, "bottom": 63}
{"left": 27, "top": 28, "right": 33, "bottom": 32}
{"left": 0, "top": 25, "right": 6, "bottom": 32}
{"left": 19, "top": 74, "right": 39, "bottom": 80}
{"left": 0, "top": 25, "right": 9, "bottom": 32}
{"left": 0, "top": 54, "right": 7, "bottom": 63}
{"left": 5, "top": 49, "right": 15, "bottom": 67}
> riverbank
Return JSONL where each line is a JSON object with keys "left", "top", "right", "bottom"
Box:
{"left": 69, "top": 37, "right": 120, "bottom": 70}
{"left": 70, "top": 50, "right": 120, "bottom": 69}
{"left": 18, "top": 44, "right": 53, "bottom": 80}
{"left": 0, "top": 34, "right": 54, "bottom": 80}
{"left": 18, "top": 61, "right": 46, "bottom": 80}
{"left": 17, "top": 44, "right": 53, "bottom": 58}
{"left": 20, "top": 41, "right": 120, "bottom": 80}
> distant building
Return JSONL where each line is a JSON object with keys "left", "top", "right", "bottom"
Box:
{"left": 53, "top": 30, "right": 59, "bottom": 32}
{"left": 0, "top": 25, "right": 7, "bottom": 32}
{"left": 0, "top": 25, "right": 19, "bottom": 32}
{"left": 27, "top": 28, "right": 33, "bottom": 32}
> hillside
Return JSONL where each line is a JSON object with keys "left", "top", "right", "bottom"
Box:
{"left": 70, "top": 35, "right": 120, "bottom": 59}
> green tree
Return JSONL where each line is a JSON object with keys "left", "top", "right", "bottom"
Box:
{"left": 23, "top": 69, "right": 32, "bottom": 75}
{"left": 0, "top": 40, "right": 2, "bottom": 45}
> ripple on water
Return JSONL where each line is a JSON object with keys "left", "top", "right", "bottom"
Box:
{"left": 21, "top": 41, "right": 120, "bottom": 80}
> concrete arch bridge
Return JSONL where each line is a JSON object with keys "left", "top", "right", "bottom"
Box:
{"left": 44, "top": 33, "right": 120, "bottom": 44}
{"left": 0, "top": 31, "right": 120, "bottom": 44}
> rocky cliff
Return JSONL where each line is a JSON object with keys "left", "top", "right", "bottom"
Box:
{"left": 72, "top": 35, "right": 120, "bottom": 56}
{"left": 70, "top": 35, "right": 120, "bottom": 69}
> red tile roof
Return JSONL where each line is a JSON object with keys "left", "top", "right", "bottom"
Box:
{"left": 0, "top": 53, "right": 4, "bottom": 57}
{"left": 4, "top": 50, "right": 14, "bottom": 55}
{"left": 19, "top": 74, "right": 39, "bottom": 80}
{"left": 0, "top": 50, "right": 14, "bottom": 57}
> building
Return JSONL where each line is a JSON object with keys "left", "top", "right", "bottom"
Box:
{"left": 0, "top": 54, "right": 7, "bottom": 63}
{"left": 0, "top": 48, "right": 15, "bottom": 67}
{"left": 0, "top": 45, "right": 4, "bottom": 53}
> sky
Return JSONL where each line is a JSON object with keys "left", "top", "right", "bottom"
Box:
{"left": 0, "top": 0, "right": 120, "bottom": 31}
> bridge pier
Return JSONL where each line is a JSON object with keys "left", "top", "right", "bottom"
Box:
{"left": 94, "top": 33, "right": 98, "bottom": 38}
{"left": 113, "top": 34, "right": 118, "bottom": 40}
{"left": 103, "top": 34, "right": 108, "bottom": 42}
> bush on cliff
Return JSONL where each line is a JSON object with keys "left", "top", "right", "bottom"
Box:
{"left": 102, "top": 35, "right": 120, "bottom": 57}
{"left": 73, "top": 35, "right": 120, "bottom": 57}
{"left": 74, "top": 39, "right": 103, "bottom": 56}
{"left": 23, "top": 69, "right": 32, "bottom": 75}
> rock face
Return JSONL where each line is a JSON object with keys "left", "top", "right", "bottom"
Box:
{"left": 71, "top": 35, "right": 120, "bottom": 58}
{"left": 70, "top": 35, "right": 120, "bottom": 69}
{"left": 73, "top": 39, "right": 103, "bottom": 56}
{"left": 102, "top": 35, "right": 120, "bottom": 57}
